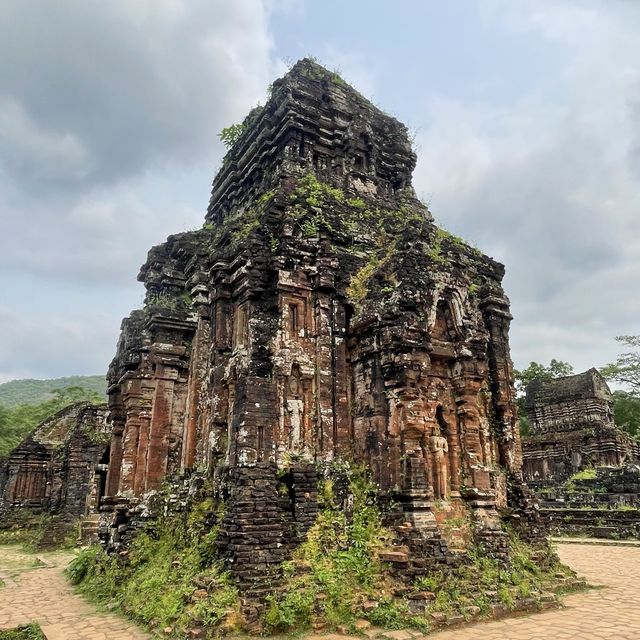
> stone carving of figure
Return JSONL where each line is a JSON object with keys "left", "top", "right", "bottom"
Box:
{"left": 429, "top": 425, "right": 449, "bottom": 499}
{"left": 286, "top": 375, "right": 303, "bottom": 449}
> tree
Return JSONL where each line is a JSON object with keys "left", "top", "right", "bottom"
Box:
{"left": 514, "top": 359, "right": 575, "bottom": 393}
{"left": 601, "top": 335, "right": 640, "bottom": 397}
{"left": 612, "top": 391, "right": 640, "bottom": 439}
{"left": 513, "top": 359, "right": 574, "bottom": 436}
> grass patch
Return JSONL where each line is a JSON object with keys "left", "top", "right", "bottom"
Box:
{"left": 0, "top": 514, "right": 47, "bottom": 550}
{"left": 0, "top": 545, "right": 47, "bottom": 583}
{"left": 569, "top": 468, "right": 597, "bottom": 483}
{"left": 0, "top": 513, "right": 78, "bottom": 551}
{"left": 0, "top": 624, "right": 45, "bottom": 640}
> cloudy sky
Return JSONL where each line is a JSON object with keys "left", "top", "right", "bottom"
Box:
{"left": 0, "top": 0, "right": 638, "bottom": 383}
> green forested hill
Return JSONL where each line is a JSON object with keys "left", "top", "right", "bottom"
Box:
{"left": 0, "top": 375, "right": 106, "bottom": 407}
{"left": 0, "top": 376, "right": 108, "bottom": 460}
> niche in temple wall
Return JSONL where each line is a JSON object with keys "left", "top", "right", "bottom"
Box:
{"left": 223, "top": 374, "right": 236, "bottom": 465}
{"left": 279, "top": 292, "right": 310, "bottom": 343}
{"left": 213, "top": 299, "right": 233, "bottom": 349}
{"left": 429, "top": 289, "right": 466, "bottom": 345}
{"left": 278, "top": 363, "right": 313, "bottom": 460}
{"left": 232, "top": 302, "right": 250, "bottom": 350}
{"left": 430, "top": 405, "right": 451, "bottom": 500}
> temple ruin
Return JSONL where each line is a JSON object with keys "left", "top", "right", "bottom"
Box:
{"left": 0, "top": 402, "right": 110, "bottom": 544}
{"left": 522, "top": 368, "right": 640, "bottom": 539}
{"left": 522, "top": 368, "right": 639, "bottom": 486}
{"left": 101, "top": 59, "right": 540, "bottom": 599}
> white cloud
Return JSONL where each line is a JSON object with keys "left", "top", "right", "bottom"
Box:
{"left": 0, "top": 98, "right": 91, "bottom": 183}
{"left": 0, "top": 0, "right": 276, "bottom": 190}
{"left": 0, "top": 0, "right": 279, "bottom": 381}
{"left": 413, "top": 1, "right": 640, "bottom": 371}
{"left": 0, "top": 307, "right": 118, "bottom": 380}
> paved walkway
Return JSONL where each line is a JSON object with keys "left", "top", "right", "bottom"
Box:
{"left": 0, "top": 545, "right": 150, "bottom": 640}
{"left": 1, "top": 542, "right": 640, "bottom": 639}
{"left": 432, "top": 542, "right": 640, "bottom": 639}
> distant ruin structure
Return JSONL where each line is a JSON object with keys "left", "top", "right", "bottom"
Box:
{"left": 0, "top": 403, "right": 110, "bottom": 542}
{"left": 522, "top": 368, "right": 639, "bottom": 486}
{"left": 101, "top": 59, "right": 539, "bottom": 598}
{"left": 522, "top": 368, "right": 640, "bottom": 539}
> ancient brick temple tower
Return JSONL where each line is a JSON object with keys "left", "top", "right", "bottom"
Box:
{"left": 103, "top": 59, "right": 529, "bottom": 584}
{"left": 523, "top": 368, "right": 639, "bottom": 486}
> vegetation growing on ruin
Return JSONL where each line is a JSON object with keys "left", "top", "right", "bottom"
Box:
{"left": 218, "top": 123, "right": 246, "bottom": 148}
{"left": 202, "top": 188, "right": 277, "bottom": 253}
{"left": 67, "top": 497, "right": 240, "bottom": 638}
{"left": 263, "top": 466, "right": 576, "bottom": 634}
{"left": 64, "top": 466, "right": 581, "bottom": 637}
{"left": 146, "top": 291, "right": 192, "bottom": 312}
{"left": 288, "top": 172, "right": 486, "bottom": 314}
{"left": 263, "top": 468, "right": 407, "bottom": 633}
{"left": 346, "top": 243, "right": 398, "bottom": 309}
{"left": 415, "top": 530, "right": 575, "bottom": 621}
{"left": 296, "top": 57, "right": 347, "bottom": 86}
{"left": 288, "top": 172, "right": 430, "bottom": 243}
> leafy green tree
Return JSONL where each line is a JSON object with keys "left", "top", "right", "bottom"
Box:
{"left": 601, "top": 335, "right": 640, "bottom": 396}
{"left": 600, "top": 336, "right": 640, "bottom": 440}
{"left": 513, "top": 359, "right": 574, "bottom": 436}
{"left": 612, "top": 391, "right": 640, "bottom": 439}
{"left": 514, "top": 359, "right": 575, "bottom": 392}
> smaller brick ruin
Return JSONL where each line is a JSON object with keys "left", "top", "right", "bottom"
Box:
{"left": 0, "top": 402, "right": 110, "bottom": 543}
{"left": 522, "top": 368, "right": 639, "bottom": 487}
{"left": 522, "top": 368, "right": 640, "bottom": 539}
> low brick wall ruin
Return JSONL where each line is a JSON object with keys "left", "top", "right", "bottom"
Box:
{"left": 541, "top": 507, "right": 640, "bottom": 539}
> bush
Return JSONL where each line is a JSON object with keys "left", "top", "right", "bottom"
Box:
{"left": 264, "top": 467, "right": 402, "bottom": 633}
{"left": 66, "top": 504, "right": 239, "bottom": 637}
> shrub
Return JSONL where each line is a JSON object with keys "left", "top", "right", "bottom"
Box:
{"left": 66, "top": 501, "right": 239, "bottom": 637}
{"left": 264, "top": 467, "right": 400, "bottom": 633}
